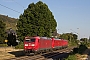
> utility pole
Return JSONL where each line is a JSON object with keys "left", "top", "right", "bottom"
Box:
{"left": 77, "top": 28, "right": 79, "bottom": 40}
{"left": 70, "top": 28, "right": 79, "bottom": 40}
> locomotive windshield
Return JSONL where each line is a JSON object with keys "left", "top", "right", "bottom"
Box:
{"left": 25, "top": 38, "right": 35, "bottom": 42}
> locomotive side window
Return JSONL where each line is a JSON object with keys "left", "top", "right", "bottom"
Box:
{"left": 25, "top": 38, "right": 35, "bottom": 42}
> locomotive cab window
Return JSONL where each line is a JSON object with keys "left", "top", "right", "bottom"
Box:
{"left": 25, "top": 38, "right": 35, "bottom": 42}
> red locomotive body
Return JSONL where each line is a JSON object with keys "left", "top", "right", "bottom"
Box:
{"left": 38, "top": 37, "right": 52, "bottom": 50}
{"left": 53, "top": 38, "right": 63, "bottom": 49}
{"left": 24, "top": 36, "right": 53, "bottom": 53}
{"left": 52, "top": 38, "right": 68, "bottom": 49}
{"left": 24, "top": 36, "right": 68, "bottom": 54}
{"left": 64, "top": 40, "right": 68, "bottom": 47}
{"left": 24, "top": 36, "right": 37, "bottom": 52}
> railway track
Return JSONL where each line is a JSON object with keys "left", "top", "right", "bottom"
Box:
{"left": 6, "top": 46, "right": 76, "bottom": 60}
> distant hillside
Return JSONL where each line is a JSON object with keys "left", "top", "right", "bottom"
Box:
{"left": 0, "top": 14, "right": 17, "bottom": 30}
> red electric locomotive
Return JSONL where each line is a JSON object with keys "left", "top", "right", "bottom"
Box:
{"left": 24, "top": 36, "right": 68, "bottom": 54}
{"left": 24, "top": 36, "right": 53, "bottom": 54}
{"left": 52, "top": 38, "right": 68, "bottom": 50}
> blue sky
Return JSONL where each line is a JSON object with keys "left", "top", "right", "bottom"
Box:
{"left": 0, "top": 0, "right": 90, "bottom": 39}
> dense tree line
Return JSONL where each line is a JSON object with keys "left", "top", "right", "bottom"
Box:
{"left": 17, "top": 1, "right": 57, "bottom": 41}
{"left": 0, "top": 19, "right": 6, "bottom": 43}
{"left": 60, "top": 33, "right": 90, "bottom": 47}
{"left": 60, "top": 33, "right": 78, "bottom": 46}
{"left": 0, "top": 15, "right": 17, "bottom": 45}
{"left": 60, "top": 33, "right": 78, "bottom": 41}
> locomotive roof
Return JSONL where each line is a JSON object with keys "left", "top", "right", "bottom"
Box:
{"left": 54, "top": 38, "right": 62, "bottom": 40}
{"left": 40, "top": 37, "right": 51, "bottom": 40}
{"left": 25, "top": 36, "right": 68, "bottom": 41}
{"left": 54, "top": 38, "right": 68, "bottom": 41}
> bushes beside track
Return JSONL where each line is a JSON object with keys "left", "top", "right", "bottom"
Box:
{"left": 15, "top": 42, "right": 24, "bottom": 49}
{"left": 0, "top": 44, "right": 8, "bottom": 47}
{"left": 65, "top": 44, "right": 88, "bottom": 60}
{"left": 68, "top": 40, "right": 78, "bottom": 47}
{"left": 65, "top": 54, "right": 76, "bottom": 60}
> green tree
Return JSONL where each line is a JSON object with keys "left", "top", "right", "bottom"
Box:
{"left": 17, "top": 1, "right": 57, "bottom": 41}
{"left": 60, "top": 33, "right": 78, "bottom": 46}
{"left": 60, "top": 33, "right": 78, "bottom": 41}
{"left": 80, "top": 38, "right": 88, "bottom": 44}
{"left": 73, "top": 34, "right": 78, "bottom": 40}
{"left": 0, "top": 19, "right": 6, "bottom": 43}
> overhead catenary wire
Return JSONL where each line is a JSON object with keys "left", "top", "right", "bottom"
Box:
{"left": 11, "top": 0, "right": 25, "bottom": 9}
{"left": 0, "top": 3, "right": 21, "bottom": 14}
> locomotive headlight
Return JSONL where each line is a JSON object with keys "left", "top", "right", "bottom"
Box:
{"left": 31, "top": 44, "right": 35, "bottom": 46}
{"left": 25, "top": 44, "right": 28, "bottom": 46}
